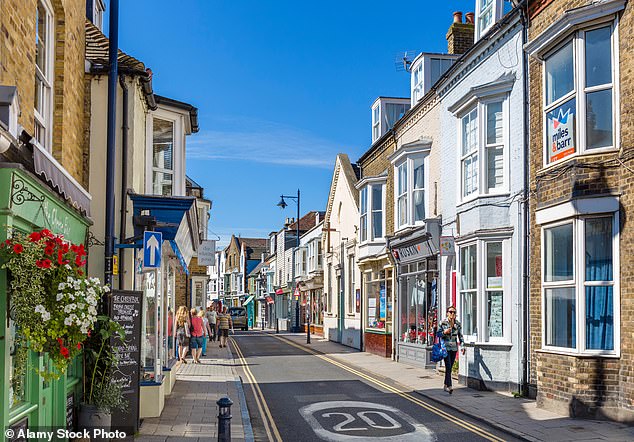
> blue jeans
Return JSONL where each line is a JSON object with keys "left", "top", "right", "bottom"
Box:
{"left": 444, "top": 350, "right": 457, "bottom": 387}
{"left": 202, "top": 336, "right": 208, "bottom": 355}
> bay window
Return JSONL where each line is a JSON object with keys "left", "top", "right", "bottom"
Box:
{"left": 458, "top": 238, "right": 508, "bottom": 342}
{"left": 34, "top": 0, "right": 53, "bottom": 150}
{"left": 394, "top": 155, "right": 427, "bottom": 230}
{"left": 459, "top": 99, "right": 506, "bottom": 200}
{"left": 542, "top": 214, "right": 617, "bottom": 353}
{"left": 543, "top": 24, "right": 616, "bottom": 165}
{"left": 358, "top": 180, "right": 385, "bottom": 243}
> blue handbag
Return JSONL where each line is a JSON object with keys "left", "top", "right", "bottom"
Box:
{"left": 430, "top": 332, "right": 448, "bottom": 362}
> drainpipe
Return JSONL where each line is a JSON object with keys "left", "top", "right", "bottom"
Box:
{"left": 104, "top": 0, "right": 119, "bottom": 299}
{"left": 519, "top": 0, "right": 531, "bottom": 398}
{"left": 118, "top": 75, "right": 128, "bottom": 289}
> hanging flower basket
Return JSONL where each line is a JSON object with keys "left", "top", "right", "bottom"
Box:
{"left": 0, "top": 229, "right": 108, "bottom": 380}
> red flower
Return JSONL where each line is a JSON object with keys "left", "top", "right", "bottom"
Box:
{"left": 57, "top": 338, "right": 63, "bottom": 344}
{"left": 87, "top": 329, "right": 92, "bottom": 337}
{"left": 44, "top": 246, "right": 54, "bottom": 256}
{"left": 55, "top": 237, "right": 63, "bottom": 246}
{"left": 71, "top": 244, "right": 78, "bottom": 253}
{"left": 12, "top": 244, "right": 23, "bottom": 254}
{"left": 77, "top": 269, "right": 83, "bottom": 275}
{"left": 58, "top": 250, "right": 70, "bottom": 266}
{"left": 40, "top": 229, "right": 53, "bottom": 238}
{"left": 77, "top": 244, "right": 86, "bottom": 257}
{"left": 60, "top": 346, "right": 70, "bottom": 359}
{"left": 41, "top": 259, "right": 52, "bottom": 269}
{"left": 29, "top": 232, "right": 42, "bottom": 242}
{"left": 36, "top": 260, "right": 43, "bottom": 268}
{"left": 61, "top": 243, "right": 70, "bottom": 254}
{"left": 76, "top": 342, "right": 82, "bottom": 350}
{"left": 4, "top": 239, "right": 11, "bottom": 245}
{"left": 75, "top": 255, "right": 86, "bottom": 267}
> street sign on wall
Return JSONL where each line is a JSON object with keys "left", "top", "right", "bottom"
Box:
{"left": 143, "top": 231, "right": 162, "bottom": 268}
{"left": 198, "top": 239, "right": 216, "bottom": 265}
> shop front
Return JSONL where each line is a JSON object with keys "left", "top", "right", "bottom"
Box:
{"left": 360, "top": 259, "right": 393, "bottom": 358}
{"left": 0, "top": 165, "right": 91, "bottom": 432}
{"left": 389, "top": 222, "right": 440, "bottom": 368}
{"left": 129, "top": 193, "right": 198, "bottom": 418}
{"left": 298, "top": 273, "right": 324, "bottom": 335}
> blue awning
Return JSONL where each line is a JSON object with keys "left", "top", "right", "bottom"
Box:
{"left": 130, "top": 193, "right": 199, "bottom": 271}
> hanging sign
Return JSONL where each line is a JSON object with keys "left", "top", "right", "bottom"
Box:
{"left": 198, "top": 240, "right": 216, "bottom": 265}
{"left": 439, "top": 236, "right": 455, "bottom": 256}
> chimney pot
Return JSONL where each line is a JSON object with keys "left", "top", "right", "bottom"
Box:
{"left": 465, "top": 12, "right": 475, "bottom": 24}
{"left": 453, "top": 11, "right": 463, "bottom": 23}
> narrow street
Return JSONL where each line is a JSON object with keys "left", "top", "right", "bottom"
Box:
{"left": 230, "top": 331, "right": 520, "bottom": 442}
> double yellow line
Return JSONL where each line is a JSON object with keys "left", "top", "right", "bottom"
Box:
{"left": 230, "top": 337, "right": 283, "bottom": 442}
{"left": 231, "top": 332, "right": 507, "bottom": 442}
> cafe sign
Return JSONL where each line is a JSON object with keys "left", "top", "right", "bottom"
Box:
{"left": 391, "top": 240, "right": 435, "bottom": 264}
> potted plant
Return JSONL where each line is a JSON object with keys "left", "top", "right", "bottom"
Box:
{"left": 79, "top": 314, "right": 128, "bottom": 433}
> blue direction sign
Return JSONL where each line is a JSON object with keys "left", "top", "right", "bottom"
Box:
{"left": 143, "top": 231, "right": 162, "bottom": 268}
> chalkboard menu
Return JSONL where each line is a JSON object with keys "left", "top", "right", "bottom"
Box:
{"left": 66, "top": 392, "right": 75, "bottom": 430}
{"left": 110, "top": 290, "right": 143, "bottom": 436}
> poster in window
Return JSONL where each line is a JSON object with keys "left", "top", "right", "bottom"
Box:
{"left": 379, "top": 288, "right": 386, "bottom": 321}
{"left": 368, "top": 297, "right": 376, "bottom": 308}
{"left": 488, "top": 293, "right": 503, "bottom": 337}
{"left": 355, "top": 289, "right": 360, "bottom": 313}
{"left": 547, "top": 104, "right": 575, "bottom": 162}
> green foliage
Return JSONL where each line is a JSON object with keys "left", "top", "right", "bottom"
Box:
{"left": 0, "top": 229, "right": 99, "bottom": 380}
{"left": 82, "top": 315, "right": 128, "bottom": 413}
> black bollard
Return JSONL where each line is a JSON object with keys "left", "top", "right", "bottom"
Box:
{"left": 275, "top": 318, "right": 279, "bottom": 334}
{"left": 217, "top": 396, "right": 233, "bottom": 441}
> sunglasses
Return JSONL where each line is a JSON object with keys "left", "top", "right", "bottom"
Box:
{"left": 448, "top": 311, "right": 456, "bottom": 314}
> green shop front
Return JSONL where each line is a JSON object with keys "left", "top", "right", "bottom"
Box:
{"left": 0, "top": 164, "right": 92, "bottom": 432}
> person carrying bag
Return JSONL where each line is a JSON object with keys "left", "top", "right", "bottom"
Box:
{"left": 438, "top": 305, "right": 465, "bottom": 394}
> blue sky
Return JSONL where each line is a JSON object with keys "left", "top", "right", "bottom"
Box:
{"left": 113, "top": 0, "right": 475, "bottom": 247}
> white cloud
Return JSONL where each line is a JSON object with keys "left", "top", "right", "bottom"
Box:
{"left": 187, "top": 116, "right": 342, "bottom": 169}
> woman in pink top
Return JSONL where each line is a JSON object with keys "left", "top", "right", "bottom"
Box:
{"left": 189, "top": 308, "right": 204, "bottom": 364}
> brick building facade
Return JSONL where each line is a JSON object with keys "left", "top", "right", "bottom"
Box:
{"left": 525, "top": 0, "right": 633, "bottom": 421}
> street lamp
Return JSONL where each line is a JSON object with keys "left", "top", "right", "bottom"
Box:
{"left": 277, "top": 189, "right": 310, "bottom": 343}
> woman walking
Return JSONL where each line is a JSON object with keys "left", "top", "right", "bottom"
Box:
{"left": 217, "top": 306, "right": 233, "bottom": 348}
{"left": 200, "top": 309, "right": 212, "bottom": 357}
{"left": 175, "top": 306, "right": 190, "bottom": 363}
{"left": 190, "top": 308, "right": 204, "bottom": 364}
{"left": 439, "top": 306, "right": 465, "bottom": 394}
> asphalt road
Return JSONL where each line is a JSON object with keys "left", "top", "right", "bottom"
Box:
{"left": 230, "top": 331, "right": 520, "bottom": 442}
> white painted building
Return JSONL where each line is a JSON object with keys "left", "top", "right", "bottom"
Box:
{"left": 437, "top": 1, "right": 526, "bottom": 392}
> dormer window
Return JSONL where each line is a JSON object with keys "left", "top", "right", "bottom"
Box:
{"left": 475, "top": 0, "right": 510, "bottom": 40}
{"left": 371, "top": 98, "right": 410, "bottom": 143}
{"left": 411, "top": 54, "right": 457, "bottom": 106}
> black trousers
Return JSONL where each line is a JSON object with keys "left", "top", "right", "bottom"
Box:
{"left": 444, "top": 350, "right": 457, "bottom": 387}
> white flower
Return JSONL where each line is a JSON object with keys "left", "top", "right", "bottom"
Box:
{"left": 103, "top": 285, "right": 110, "bottom": 293}
{"left": 56, "top": 293, "right": 64, "bottom": 301}
{"left": 69, "top": 293, "right": 75, "bottom": 301}
{"left": 64, "top": 317, "right": 73, "bottom": 326}
{"left": 35, "top": 304, "right": 46, "bottom": 314}
{"left": 65, "top": 264, "right": 72, "bottom": 270}
{"left": 88, "top": 306, "right": 97, "bottom": 316}
{"left": 58, "top": 282, "right": 66, "bottom": 290}
{"left": 67, "top": 276, "right": 74, "bottom": 283}
{"left": 41, "top": 312, "right": 50, "bottom": 322}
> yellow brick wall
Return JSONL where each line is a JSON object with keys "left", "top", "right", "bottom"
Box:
{"left": 359, "top": 137, "right": 396, "bottom": 237}
{"left": 0, "top": 0, "right": 86, "bottom": 185}
{"left": 528, "top": 0, "right": 634, "bottom": 421}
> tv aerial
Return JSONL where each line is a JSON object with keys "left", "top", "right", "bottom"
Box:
{"left": 395, "top": 50, "right": 419, "bottom": 73}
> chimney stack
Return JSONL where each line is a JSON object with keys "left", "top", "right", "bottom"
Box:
{"left": 446, "top": 11, "right": 474, "bottom": 55}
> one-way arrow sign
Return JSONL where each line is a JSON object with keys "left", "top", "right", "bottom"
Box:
{"left": 143, "top": 231, "right": 162, "bottom": 268}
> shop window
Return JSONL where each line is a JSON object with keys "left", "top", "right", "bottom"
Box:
{"left": 365, "top": 270, "right": 392, "bottom": 331}
{"left": 459, "top": 99, "right": 506, "bottom": 200}
{"left": 348, "top": 255, "right": 355, "bottom": 314}
{"left": 34, "top": 0, "right": 53, "bottom": 150}
{"left": 398, "top": 260, "right": 438, "bottom": 346}
{"left": 141, "top": 271, "right": 157, "bottom": 381}
{"left": 8, "top": 319, "right": 28, "bottom": 409}
{"left": 542, "top": 215, "right": 617, "bottom": 353}
{"left": 458, "top": 239, "right": 507, "bottom": 341}
{"left": 543, "top": 25, "right": 616, "bottom": 165}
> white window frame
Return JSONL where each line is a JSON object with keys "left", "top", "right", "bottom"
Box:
{"left": 540, "top": 212, "right": 620, "bottom": 356}
{"left": 457, "top": 97, "right": 509, "bottom": 203}
{"left": 475, "top": 0, "right": 504, "bottom": 40}
{"left": 457, "top": 237, "right": 511, "bottom": 344}
{"left": 347, "top": 254, "right": 355, "bottom": 315}
{"left": 372, "top": 104, "right": 380, "bottom": 142}
{"left": 541, "top": 20, "right": 619, "bottom": 168}
{"left": 146, "top": 110, "right": 185, "bottom": 196}
{"left": 34, "top": 0, "right": 54, "bottom": 152}
{"left": 357, "top": 178, "right": 386, "bottom": 244}
{"left": 411, "top": 59, "right": 424, "bottom": 105}
{"left": 393, "top": 155, "right": 429, "bottom": 231}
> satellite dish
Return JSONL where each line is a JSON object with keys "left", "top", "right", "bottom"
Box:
{"left": 395, "top": 50, "right": 419, "bottom": 72}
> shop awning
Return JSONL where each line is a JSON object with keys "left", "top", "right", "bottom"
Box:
{"left": 243, "top": 295, "right": 255, "bottom": 306}
{"left": 275, "top": 288, "right": 284, "bottom": 295}
{"left": 130, "top": 193, "right": 199, "bottom": 273}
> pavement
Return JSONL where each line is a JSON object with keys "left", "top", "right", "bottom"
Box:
{"left": 277, "top": 331, "right": 634, "bottom": 442}
{"left": 136, "top": 338, "right": 253, "bottom": 442}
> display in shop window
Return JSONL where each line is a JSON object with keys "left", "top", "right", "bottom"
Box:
{"left": 547, "top": 103, "right": 576, "bottom": 163}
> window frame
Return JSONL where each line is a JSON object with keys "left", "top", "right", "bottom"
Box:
{"left": 457, "top": 97, "right": 509, "bottom": 203}
{"left": 358, "top": 179, "right": 386, "bottom": 244}
{"left": 540, "top": 213, "right": 620, "bottom": 356}
{"left": 393, "top": 154, "right": 429, "bottom": 231}
{"left": 34, "top": 0, "right": 54, "bottom": 152}
{"left": 475, "top": 0, "right": 504, "bottom": 40}
{"left": 372, "top": 104, "right": 380, "bottom": 142}
{"left": 146, "top": 110, "right": 185, "bottom": 196}
{"left": 541, "top": 21, "right": 619, "bottom": 168}
{"left": 457, "top": 237, "right": 511, "bottom": 344}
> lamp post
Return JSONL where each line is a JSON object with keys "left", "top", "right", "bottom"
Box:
{"left": 277, "top": 189, "right": 308, "bottom": 340}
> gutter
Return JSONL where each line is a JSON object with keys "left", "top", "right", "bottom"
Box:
{"left": 89, "top": 65, "right": 157, "bottom": 111}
